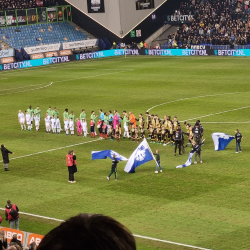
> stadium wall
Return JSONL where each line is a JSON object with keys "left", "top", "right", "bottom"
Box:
{"left": 1, "top": 49, "right": 250, "bottom": 71}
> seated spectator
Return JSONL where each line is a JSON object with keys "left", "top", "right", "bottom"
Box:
{"left": 0, "top": 230, "right": 8, "bottom": 250}
{"left": 37, "top": 213, "right": 136, "bottom": 250}
{"left": 9, "top": 234, "right": 22, "bottom": 249}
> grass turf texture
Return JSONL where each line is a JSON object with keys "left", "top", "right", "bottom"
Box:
{"left": 0, "top": 56, "right": 249, "bottom": 250}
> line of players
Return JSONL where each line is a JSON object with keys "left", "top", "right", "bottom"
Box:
{"left": 17, "top": 108, "right": 204, "bottom": 150}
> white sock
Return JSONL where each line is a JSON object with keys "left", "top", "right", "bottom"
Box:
{"left": 71, "top": 131, "right": 74, "bottom": 135}
{"left": 66, "top": 130, "right": 69, "bottom": 135}
{"left": 84, "top": 132, "right": 87, "bottom": 137}
{"left": 57, "top": 129, "right": 60, "bottom": 133}
{"left": 21, "top": 125, "right": 23, "bottom": 129}
{"left": 36, "top": 126, "right": 38, "bottom": 130}
{"left": 24, "top": 125, "right": 26, "bottom": 130}
{"left": 28, "top": 125, "right": 31, "bottom": 130}
{"left": 126, "top": 132, "right": 129, "bottom": 138}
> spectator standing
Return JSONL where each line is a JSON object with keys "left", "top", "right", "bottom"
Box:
{"left": 235, "top": 129, "right": 243, "bottom": 153}
{"left": 1, "top": 144, "right": 14, "bottom": 171}
{"left": 5, "top": 200, "right": 19, "bottom": 230}
{"left": 66, "top": 150, "right": 76, "bottom": 183}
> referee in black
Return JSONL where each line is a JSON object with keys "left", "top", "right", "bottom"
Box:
{"left": 107, "top": 155, "right": 119, "bottom": 181}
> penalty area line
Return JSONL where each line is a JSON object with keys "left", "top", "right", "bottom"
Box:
{"left": 0, "top": 208, "right": 213, "bottom": 250}
{"left": 0, "top": 139, "right": 101, "bottom": 163}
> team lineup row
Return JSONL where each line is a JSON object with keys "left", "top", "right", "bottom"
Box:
{"left": 17, "top": 106, "right": 204, "bottom": 148}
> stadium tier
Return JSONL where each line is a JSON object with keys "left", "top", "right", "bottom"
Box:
{"left": 0, "top": 0, "right": 56, "bottom": 10}
{"left": 0, "top": 22, "right": 90, "bottom": 49}
{"left": 162, "top": 0, "right": 250, "bottom": 48}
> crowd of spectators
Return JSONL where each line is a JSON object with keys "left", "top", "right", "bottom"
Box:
{"left": 167, "top": 0, "right": 250, "bottom": 47}
{"left": 0, "top": 0, "right": 58, "bottom": 11}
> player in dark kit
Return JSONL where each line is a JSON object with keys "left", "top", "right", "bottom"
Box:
{"left": 192, "top": 122, "right": 203, "bottom": 144}
{"left": 107, "top": 155, "right": 119, "bottom": 180}
{"left": 234, "top": 129, "right": 243, "bottom": 153}
{"left": 174, "top": 126, "right": 189, "bottom": 156}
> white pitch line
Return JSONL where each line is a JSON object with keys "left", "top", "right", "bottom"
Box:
{"left": 0, "top": 69, "right": 133, "bottom": 96}
{"left": 0, "top": 208, "right": 212, "bottom": 250}
{"left": 184, "top": 106, "right": 250, "bottom": 122}
{"left": 146, "top": 91, "right": 249, "bottom": 112}
{"left": 0, "top": 82, "right": 49, "bottom": 92}
{"left": 0, "top": 78, "right": 7, "bottom": 80}
{"left": 0, "top": 82, "right": 53, "bottom": 96}
{"left": 0, "top": 139, "right": 100, "bottom": 163}
{"left": 186, "top": 121, "right": 250, "bottom": 124}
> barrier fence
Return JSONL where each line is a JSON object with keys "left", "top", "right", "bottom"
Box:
{"left": 1, "top": 48, "right": 250, "bottom": 71}
{"left": 0, "top": 5, "right": 71, "bottom": 27}
{"left": 0, "top": 226, "right": 44, "bottom": 246}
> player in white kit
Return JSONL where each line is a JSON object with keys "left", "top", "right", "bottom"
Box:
{"left": 51, "top": 115, "right": 56, "bottom": 134}
{"left": 18, "top": 110, "right": 26, "bottom": 130}
{"left": 81, "top": 119, "right": 87, "bottom": 137}
{"left": 64, "top": 118, "right": 69, "bottom": 135}
{"left": 26, "top": 111, "right": 31, "bottom": 131}
{"left": 44, "top": 115, "right": 51, "bottom": 133}
{"left": 56, "top": 115, "right": 61, "bottom": 134}
{"left": 69, "top": 118, "right": 74, "bottom": 136}
{"left": 33, "top": 114, "right": 40, "bottom": 132}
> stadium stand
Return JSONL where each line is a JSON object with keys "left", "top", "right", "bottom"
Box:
{"left": 0, "top": 22, "right": 91, "bottom": 49}
{"left": 162, "top": 0, "right": 250, "bottom": 48}
{"left": 0, "top": 0, "right": 57, "bottom": 10}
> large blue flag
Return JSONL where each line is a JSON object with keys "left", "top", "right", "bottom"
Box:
{"left": 91, "top": 150, "right": 128, "bottom": 161}
{"left": 176, "top": 151, "right": 195, "bottom": 168}
{"left": 212, "top": 133, "right": 234, "bottom": 151}
{"left": 124, "top": 138, "right": 154, "bottom": 173}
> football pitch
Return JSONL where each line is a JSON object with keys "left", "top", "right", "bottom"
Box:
{"left": 0, "top": 56, "right": 250, "bottom": 250}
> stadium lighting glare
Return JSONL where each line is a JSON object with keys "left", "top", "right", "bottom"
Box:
{"left": 62, "top": 0, "right": 168, "bottom": 38}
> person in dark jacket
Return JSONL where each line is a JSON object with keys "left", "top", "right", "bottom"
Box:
{"left": 107, "top": 155, "right": 119, "bottom": 181}
{"left": 10, "top": 233, "right": 22, "bottom": 248}
{"left": 1, "top": 144, "right": 14, "bottom": 171}
{"left": 234, "top": 129, "right": 243, "bottom": 153}
{"left": 5, "top": 200, "right": 19, "bottom": 230}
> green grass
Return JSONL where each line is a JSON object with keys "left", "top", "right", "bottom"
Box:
{"left": 0, "top": 56, "right": 250, "bottom": 250}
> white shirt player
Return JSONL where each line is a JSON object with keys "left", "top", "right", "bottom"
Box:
{"left": 34, "top": 116, "right": 40, "bottom": 126}
{"left": 51, "top": 117, "right": 56, "bottom": 129}
{"left": 64, "top": 120, "right": 69, "bottom": 130}
{"left": 44, "top": 116, "right": 50, "bottom": 127}
{"left": 18, "top": 112, "right": 25, "bottom": 123}
{"left": 26, "top": 113, "right": 31, "bottom": 125}
{"left": 69, "top": 120, "right": 74, "bottom": 131}
{"left": 81, "top": 121, "right": 87, "bottom": 132}
{"left": 56, "top": 118, "right": 61, "bottom": 129}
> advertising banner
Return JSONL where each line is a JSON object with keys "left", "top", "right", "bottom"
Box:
{"left": 164, "top": 15, "right": 193, "bottom": 23}
{"left": 1, "top": 57, "right": 15, "bottom": 64}
{"left": 24, "top": 43, "right": 61, "bottom": 54}
{"left": 136, "top": 0, "right": 155, "bottom": 10}
{"left": 63, "top": 39, "right": 98, "bottom": 49}
{"left": 0, "top": 228, "right": 25, "bottom": 244}
{"left": 0, "top": 49, "right": 15, "bottom": 58}
{"left": 0, "top": 11, "right": 5, "bottom": 27}
{"left": 31, "top": 54, "right": 44, "bottom": 60}
{"left": 47, "top": 7, "right": 57, "bottom": 22}
{"left": 0, "top": 227, "right": 43, "bottom": 246}
{"left": 38, "top": 7, "right": 47, "bottom": 23}
{"left": 87, "top": 0, "right": 105, "bottom": 13}
{"left": 27, "top": 8, "right": 37, "bottom": 24}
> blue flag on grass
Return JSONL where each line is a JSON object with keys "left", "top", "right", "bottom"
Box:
{"left": 124, "top": 138, "right": 154, "bottom": 173}
{"left": 212, "top": 133, "right": 234, "bottom": 151}
{"left": 91, "top": 150, "right": 128, "bottom": 161}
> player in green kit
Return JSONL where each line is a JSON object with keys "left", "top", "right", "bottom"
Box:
{"left": 53, "top": 107, "right": 59, "bottom": 119}
{"left": 47, "top": 106, "right": 53, "bottom": 117}
{"left": 68, "top": 111, "right": 75, "bottom": 122}
{"left": 91, "top": 111, "right": 98, "bottom": 136}
{"left": 27, "top": 105, "right": 34, "bottom": 128}
{"left": 63, "top": 109, "right": 69, "bottom": 121}
{"left": 34, "top": 106, "right": 41, "bottom": 127}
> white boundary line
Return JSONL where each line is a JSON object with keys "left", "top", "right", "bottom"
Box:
{"left": 0, "top": 82, "right": 49, "bottom": 92}
{"left": 186, "top": 121, "right": 250, "bottom": 124}
{"left": 146, "top": 91, "right": 249, "bottom": 112}
{"left": 0, "top": 70, "right": 133, "bottom": 96}
{"left": 0, "top": 208, "right": 212, "bottom": 250}
{"left": 183, "top": 106, "right": 250, "bottom": 122}
{"left": 0, "top": 139, "right": 100, "bottom": 163}
{"left": 0, "top": 82, "right": 53, "bottom": 96}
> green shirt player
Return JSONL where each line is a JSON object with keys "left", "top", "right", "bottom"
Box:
{"left": 80, "top": 109, "right": 86, "bottom": 121}
{"left": 27, "top": 105, "right": 34, "bottom": 128}
{"left": 53, "top": 107, "right": 59, "bottom": 118}
{"left": 68, "top": 111, "right": 75, "bottom": 122}
{"left": 63, "top": 109, "right": 69, "bottom": 121}
{"left": 90, "top": 111, "right": 97, "bottom": 123}
{"left": 34, "top": 106, "right": 41, "bottom": 121}
{"left": 47, "top": 106, "right": 53, "bottom": 117}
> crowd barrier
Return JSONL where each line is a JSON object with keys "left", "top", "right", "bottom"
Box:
{"left": 0, "top": 227, "right": 44, "bottom": 246}
{"left": 0, "top": 48, "right": 250, "bottom": 71}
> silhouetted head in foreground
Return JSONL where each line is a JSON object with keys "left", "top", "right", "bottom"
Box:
{"left": 37, "top": 213, "right": 136, "bottom": 250}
